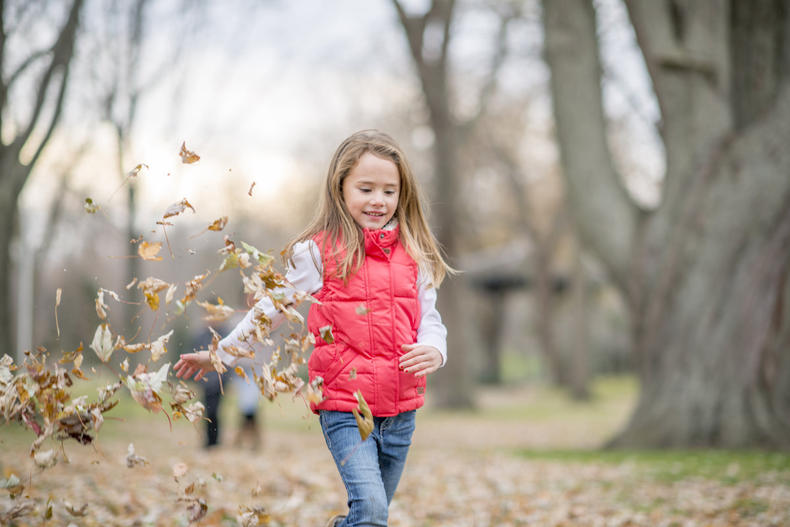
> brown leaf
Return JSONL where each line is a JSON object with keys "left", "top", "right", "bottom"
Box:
{"left": 179, "top": 141, "right": 201, "bottom": 164}
{"left": 163, "top": 198, "right": 196, "bottom": 219}
{"left": 207, "top": 216, "right": 228, "bottom": 231}
{"left": 352, "top": 390, "right": 374, "bottom": 441}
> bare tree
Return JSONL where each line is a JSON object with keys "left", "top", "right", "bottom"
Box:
{"left": 544, "top": 0, "right": 790, "bottom": 447}
{"left": 0, "top": 0, "right": 85, "bottom": 356}
{"left": 391, "top": 0, "right": 473, "bottom": 408}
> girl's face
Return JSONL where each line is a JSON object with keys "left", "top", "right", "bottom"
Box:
{"left": 342, "top": 152, "right": 400, "bottom": 230}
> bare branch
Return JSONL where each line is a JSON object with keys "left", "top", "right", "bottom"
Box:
{"left": 16, "top": 0, "right": 83, "bottom": 166}
{"left": 6, "top": 48, "right": 50, "bottom": 88}
{"left": 463, "top": 6, "right": 517, "bottom": 130}
{"left": 436, "top": 0, "right": 456, "bottom": 72}
{"left": 543, "top": 0, "right": 637, "bottom": 286}
{"left": 391, "top": 0, "right": 425, "bottom": 68}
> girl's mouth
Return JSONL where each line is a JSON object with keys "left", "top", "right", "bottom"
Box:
{"left": 364, "top": 211, "right": 385, "bottom": 217}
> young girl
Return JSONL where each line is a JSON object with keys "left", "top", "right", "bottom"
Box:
{"left": 174, "top": 129, "right": 451, "bottom": 527}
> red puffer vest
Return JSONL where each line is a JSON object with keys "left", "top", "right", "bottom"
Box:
{"left": 307, "top": 225, "right": 425, "bottom": 416}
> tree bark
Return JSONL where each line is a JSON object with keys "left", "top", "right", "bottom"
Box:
{"left": 0, "top": 0, "right": 84, "bottom": 357}
{"left": 392, "top": 0, "right": 475, "bottom": 409}
{"left": 544, "top": 0, "right": 790, "bottom": 447}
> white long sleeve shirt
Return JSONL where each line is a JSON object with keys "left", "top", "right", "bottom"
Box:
{"left": 217, "top": 240, "right": 447, "bottom": 367}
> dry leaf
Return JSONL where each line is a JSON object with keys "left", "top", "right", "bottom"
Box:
{"left": 163, "top": 198, "right": 196, "bottom": 219}
{"left": 150, "top": 330, "right": 174, "bottom": 362}
{"left": 247, "top": 181, "right": 256, "bottom": 196}
{"left": 128, "top": 163, "right": 149, "bottom": 177}
{"left": 197, "top": 299, "right": 234, "bottom": 322}
{"left": 84, "top": 197, "right": 99, "bottom": 213}
{"left": 165, "top": 283, "right": 178, "bottom": 305}
{"left": 319, "top": 325, "right": 335, "bottom": 344}
{"left": 125, "top": 363, "right": 170, "bottom": 413}
{"left": 172, "top": 462, "right": 189, "bottom": 481}
{"left": 137, "top": 277, "right": 170, "bottom": 311}
{"left": 138, "top": 241, "right": 163, "bottom": 261}
{"left": 352, "top": 390, "right": 374, "bottom": 441}
{"left": 90, "top": 324, "right": 113, "bottom": 362}
{"left": 126, "top": 443, "right": 148, "bottom": 468}
{"left": 182, "top": 271, "right": 210, "bottom": 305}
{"left": 95, "top": 290, "right": 109, "bottom": 319}
{"left": 208, "top": 216, "right": 228, "bottom": 231}
{"left": 33, "top": 449, "right": 57, "bottom": 469}
{"left": 179, "top": 141, "right": 201, "bottom": 164}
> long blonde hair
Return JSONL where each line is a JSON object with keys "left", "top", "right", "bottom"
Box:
{"left": 284, "top": 129, "right": 451, "bottom": 287}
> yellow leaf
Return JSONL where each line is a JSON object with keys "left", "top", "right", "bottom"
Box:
{"left": 138, "top": 241, "right": 163, "bottom": 261}
{"left": 179, "top": 141, "right": 200, "bottom": 164}
{"left": 145, "top": 291, "right": 160, "bottom": 311}
{"left": 351, "top": 390, "right": 373, "bottom": 441}
{"left": 208, "top": 216, "right": 228, "bottom": 231}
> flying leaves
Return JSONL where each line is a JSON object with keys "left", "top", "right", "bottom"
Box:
{"left": 0, "top": 143, "right": 326, "bottom": 524}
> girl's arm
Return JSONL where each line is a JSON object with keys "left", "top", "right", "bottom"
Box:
{"left": 399, "top": 273, "right": 448, "bottom": 377}
{"left": 174, "top": 241, "right": 322, "bottom": 380}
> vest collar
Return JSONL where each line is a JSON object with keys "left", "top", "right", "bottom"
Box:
{"left": 363, "top": 221, "right": 400, "bottom": 253}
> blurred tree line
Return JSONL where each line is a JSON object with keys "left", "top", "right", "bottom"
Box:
{"left": 2, "top": 0, "right": 788, "bottom": 449}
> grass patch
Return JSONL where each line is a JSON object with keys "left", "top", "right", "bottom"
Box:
{"left": 517, "top": 448, "right": 790, "bottom": 484}
{"left": 469, "top": 375, "right": 637, "bottom": 422}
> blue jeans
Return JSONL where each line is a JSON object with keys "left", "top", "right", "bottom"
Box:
{"left": 320, "top": 410, "right": 416, "bottom": 527}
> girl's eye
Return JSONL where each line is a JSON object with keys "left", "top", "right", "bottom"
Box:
{"left": 385, "top": 190, "right": 396, "bottom": 196}
{"left": 360, "top": 188, "right": 371, "bottom": 193}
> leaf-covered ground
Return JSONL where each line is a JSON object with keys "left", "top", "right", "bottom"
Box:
{"left": 3, "top": 381, "right": 790, "bottom": 526}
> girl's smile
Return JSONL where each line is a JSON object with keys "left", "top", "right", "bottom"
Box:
{"left": 343, "top": 152, "right": 400, "bottom": 230}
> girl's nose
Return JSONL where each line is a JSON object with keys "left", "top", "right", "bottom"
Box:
{"left": 370, "top": 191, "right": 385, "bottom": 204}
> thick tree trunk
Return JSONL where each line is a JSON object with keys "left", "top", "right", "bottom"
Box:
{"left": 544, "top": 0, "right": 790, "bottom": 447}
{"left": 393, "top": 0, "right": 474, "bottom": 409}
{"left": 0, "top": 174, "right": 17, "bottom": 356}
{"left": 0, "top": 0, "right": 83, "bottom": 357}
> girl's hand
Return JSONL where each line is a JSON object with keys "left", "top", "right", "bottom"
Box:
{"left": 399, "top": 344, "right": 442, "bottom": 377}
{"left": 174, "top": 351, "right": 214, "bottom": 381}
